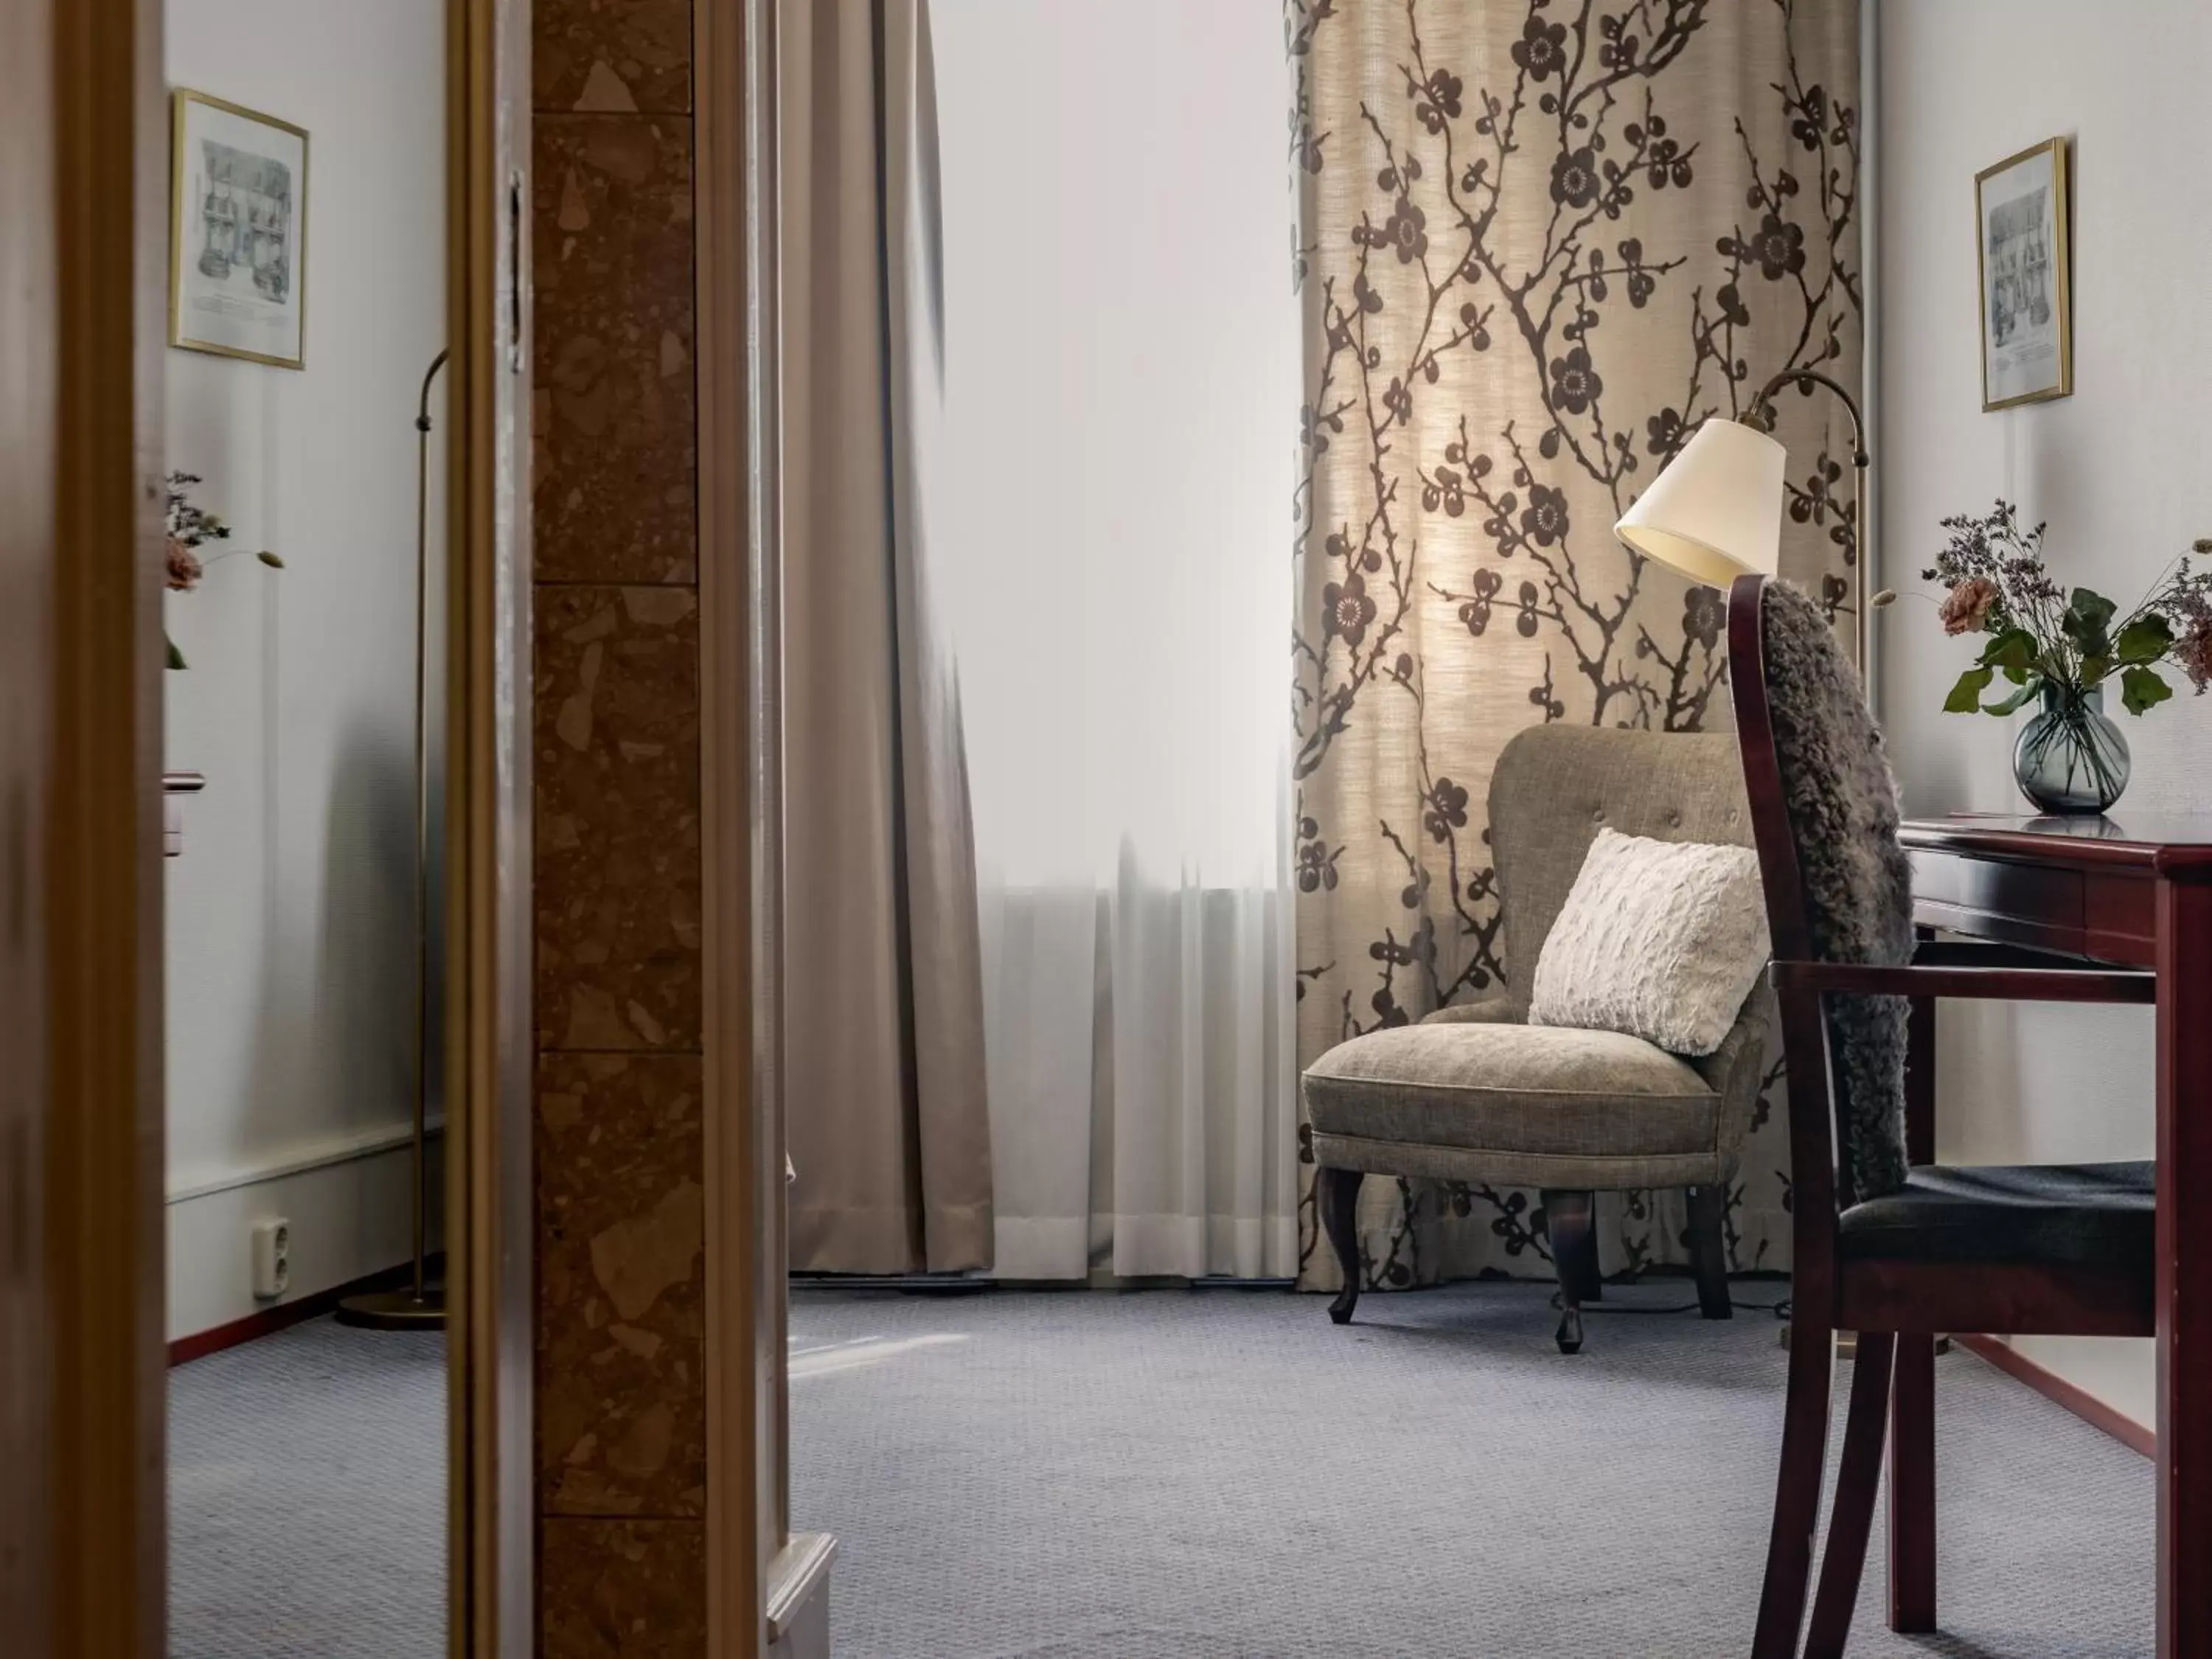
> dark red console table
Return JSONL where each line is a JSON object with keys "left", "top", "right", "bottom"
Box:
{"left": 1899, "top": 813, "right": 2212, "bottom": 1655}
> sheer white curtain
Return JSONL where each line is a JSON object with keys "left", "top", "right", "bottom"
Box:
{"left": 931, "top": 0, "right": 1299, "bottom": 1280}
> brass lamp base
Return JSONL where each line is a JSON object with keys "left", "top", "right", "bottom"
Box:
{"left": 335, "top": 1284, "right": 447, "bottom": 1330}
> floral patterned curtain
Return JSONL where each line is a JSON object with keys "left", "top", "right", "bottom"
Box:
{"left": 1290, "top": 0, "right": 1861, "bottom": 1292}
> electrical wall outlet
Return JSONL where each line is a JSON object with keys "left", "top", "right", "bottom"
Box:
{"left": 251, "top": 1218, "right": 291, "bottom": 1300}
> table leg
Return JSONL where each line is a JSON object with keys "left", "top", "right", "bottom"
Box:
{"left": 1890, "top": 979, "right": 1938, "bottom": 1632}
{"left": 2157, "top": 875, "right": 2212, "bottom": 1658}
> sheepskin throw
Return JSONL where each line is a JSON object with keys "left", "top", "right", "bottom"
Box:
{"left": 1528, "top": 830, "right": 1769, "bottom": 1057}
{"left": 1757, "top": 580, "right": 1916, "bottom": 1200}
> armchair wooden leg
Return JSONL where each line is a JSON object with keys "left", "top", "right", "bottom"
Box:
{"left": 1687, "top": 1182, "right": 1733, "bottom": 1320}
{"left": 1888, "top": 1332, "right": 1938, "bottom": 1632}
{"left": 1805, "top": 1331, "right": 1897, "bottom": 1658}
{"left": 1316, "top": 1167, "right": 1366, "bottom": 1325}
{"left": 1753, "top": 1318, "right": 1837, "bottom": 1659}
{"left": 1542, "top": 1189, "right": 1599, "bottom": 1353}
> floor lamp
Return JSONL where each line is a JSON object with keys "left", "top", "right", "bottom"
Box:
{"left": 1613, "top": 369, "right": 1908, "bottom": 1359}
{"left": 338, "top": 347, "right": 451, "bottom": 1332}
{"left": 1613, "top": 367, "right": 1879, "bottom": 670}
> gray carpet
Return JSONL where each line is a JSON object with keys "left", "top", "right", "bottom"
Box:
{"left": 170, "top": 1317, "right": 446, "bottom": 1658}
{"left": 167, "top": 1288, "right": 2152, "bottom": 1658}
{"left": 792, "top": 1281, "right": 2153, "bottom": 1659}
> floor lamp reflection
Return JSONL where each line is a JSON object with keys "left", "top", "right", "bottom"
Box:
{"left": 338, "top": 347, "right": 451, "bottom": 1332}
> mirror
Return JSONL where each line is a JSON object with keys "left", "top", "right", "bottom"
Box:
{"left": 161, "top": 4, "right": 451, "bottom": 1652}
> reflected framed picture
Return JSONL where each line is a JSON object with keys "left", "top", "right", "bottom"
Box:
{"left": 169, "top": 89, "right": 309, "bottom": 369}
{"left": 1975, "top": 136, "right": 2070, "bottom": 411}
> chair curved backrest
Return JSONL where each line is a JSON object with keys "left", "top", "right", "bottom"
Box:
{"left": 1489, "top": 726, "right": 1750, "bottom": 996}
{"left": 1727, "top": 575, "right": 1915, "bottom": 1208}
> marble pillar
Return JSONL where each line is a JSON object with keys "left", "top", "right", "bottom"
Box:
{"left": 531, "top": 2, "right": 706, "bottom": 1650}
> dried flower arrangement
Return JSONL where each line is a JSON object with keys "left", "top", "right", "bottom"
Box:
{"left": 1921, "top": 500, "right": 2212, "bottom": 812}
{"left": 164, "top": 470, "right": 284, "bottom": 668}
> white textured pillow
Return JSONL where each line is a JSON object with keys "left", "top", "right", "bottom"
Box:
{"left": 1528, "top": 829, "right": 1768, "bottom": 1057}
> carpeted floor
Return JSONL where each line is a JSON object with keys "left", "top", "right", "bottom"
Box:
{"left": 790, "top": 1281, "right": 2153, "bottom": 1659}
{"left": 170, "top": 1318, "right": 446, "bottom": 1658}
{"left": 168, "top": 1286, "right": 2154, "bottom": 1658}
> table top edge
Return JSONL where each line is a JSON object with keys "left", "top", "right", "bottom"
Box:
{"left": 1900, "top": 816, "right": 2212, "bottom": 872}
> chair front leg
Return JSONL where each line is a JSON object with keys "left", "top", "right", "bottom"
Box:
{"left": 1754, "top": 1316, "right": 1837, "bottom": 1659}
{"left": 1805, "top": 1331, "right": 1897, "bottom": 1658}
{"left": 1687, "top": 1182, "right": 1733, "bottom": 1320}
{"left": 1316, "top": 1166, "right": 1366, "bottom": 1325}
{"left": 1888, "top": 1333, "right": 1938, "bottom": 1631}
{"left": 1542, "top": 1189, "right": 1599, "bottom": 1354}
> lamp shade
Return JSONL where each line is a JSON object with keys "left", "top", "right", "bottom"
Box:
{"left": 1612, "top": 417, "right": 1786, "bottom": 588}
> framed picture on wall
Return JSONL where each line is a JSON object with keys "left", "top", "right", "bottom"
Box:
{"left": 169, "top": 90, "right": 309, "bottom": 369}
{"left": 1975, "top": 136, "right": 2071, "bottom": 411}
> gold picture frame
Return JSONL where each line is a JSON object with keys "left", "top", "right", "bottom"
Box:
{"left": 1975, "top": 136, "right": 2071, "bottom": 411}
{"left": 168, "top": 88, "right": 309, "bottom": 369}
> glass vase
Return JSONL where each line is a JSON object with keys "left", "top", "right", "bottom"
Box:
{"left": 2012, "top": 684, "right": 2129, "bottom": 815}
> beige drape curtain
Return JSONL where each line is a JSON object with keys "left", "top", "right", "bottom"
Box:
{"left": 780, "top": 0, "right": 993, "bottom": 1273}
{"left": 1290, "top": 0, "right": 1862, "bottom": 1290}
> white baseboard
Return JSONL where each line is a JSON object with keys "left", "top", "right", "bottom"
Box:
{"left": 166, "top": 1127, "right": 446, "bottom": 1342}
{"left": 167, "top": 1117, "right": 447, "bottom": 1205}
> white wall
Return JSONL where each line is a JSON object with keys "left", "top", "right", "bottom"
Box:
{"left": 164, "top": 0, "right": 447, "bottom": 1340}
{"left": 1878, "top": 0, "right": 2212, "bottom": 1428}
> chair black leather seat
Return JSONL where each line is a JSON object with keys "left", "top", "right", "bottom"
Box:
{"left": 1837, "top": 1161, "right": 2155, "bottom": 1270}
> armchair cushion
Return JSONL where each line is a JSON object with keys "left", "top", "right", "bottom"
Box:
{"left": 1419, "top": 995, "right": 1526, "bottom": 1026}
{"left": 1303, "top": 1022, "right": 1719, "bottom": 1164}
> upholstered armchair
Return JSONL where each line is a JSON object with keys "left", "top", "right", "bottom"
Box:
{"left": 1301, "top": 726, "right": 1771, "bottom": 1352}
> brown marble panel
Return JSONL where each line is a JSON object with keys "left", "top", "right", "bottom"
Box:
{"left": 538, "top": 1051, "right": 706, "bottom": 1518}
{"left": 535, "top": 116, "right": 696, "bottom": 585}
{"left": 535, "top": 585, "right": 702, "bottom": 1051}
{"left": 536, "top": 0, "right": 692, "bottom": 116}
{"left": 540, "top": 1518, "right": 706, "bottom": 1658}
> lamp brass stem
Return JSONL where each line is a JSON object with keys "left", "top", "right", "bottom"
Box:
{"left": 1747, "top": 367, "right": 1871, "bottom": 677}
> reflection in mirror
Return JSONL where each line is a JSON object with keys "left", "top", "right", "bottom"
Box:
{"left": 161, "top": 3, "right": 451, "bottom": 1653}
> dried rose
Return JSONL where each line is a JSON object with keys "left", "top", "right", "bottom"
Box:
{"left": 1938, "top": 575, "right": 1998, "bottom": 636}
{"left": 165, "top": 536, "right": 203, "bottom": 593}
{"left": 2177, "top": 616, "right": 2212, "bottom": 694}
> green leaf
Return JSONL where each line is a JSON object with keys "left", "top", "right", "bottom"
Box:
{"left": 165, "top": 635, "right": 187, "bottom": 671}
{"left": 1944, "top": 665, "right": 1994, "bottom": 713}
{"left": 2079, "top": 655, "right": 2110, "bottom": 690}
{"left": 1980, "top": 627, "right": 2039, "bottom": 672}
{"left": 1984, "top": 675, "right": 2044, "bottom": 716}
{"left": 257, "top": 549, "right": 286, "bottom": 568}
{"left": 2115, "top": 613, "right": 2174, "bottom": 664}
{"left": 2121, "top": 664, "right": 2174, "bottom": 715}
{"left": 2063, "top": 588, "right": 2118, "bottom": 659}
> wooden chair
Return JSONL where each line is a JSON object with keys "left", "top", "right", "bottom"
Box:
{"left": 1729, "top": 573, "right": 2157, "bottom": 1658}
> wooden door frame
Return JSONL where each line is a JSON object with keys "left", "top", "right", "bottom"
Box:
{"left": 0, "top": 0, "right": 58, "bottom": 1627}
{"left": 446, "top": 0, "right": 535, "bottom": 1653}
{"left": 697, "top": 0, "right": 765, "bottom": 1636}
{"left": 699, "top": 0, "right": 826, "bottom": 1650}
{"left": 28, "top": 0, "right": 170, "bottom": 1652}
{"left": 5, "top": 1, "right": 538, "bottom": 1653}
{"left": 8, "top": 0, "right": 807, "bottom": 1651}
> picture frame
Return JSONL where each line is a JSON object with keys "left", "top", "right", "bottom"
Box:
{"left": 169, "top": 89, "right": 309, "bottom": 369}
{"left": 1975, "top": 136, "right": 2071, "bottom": 411}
